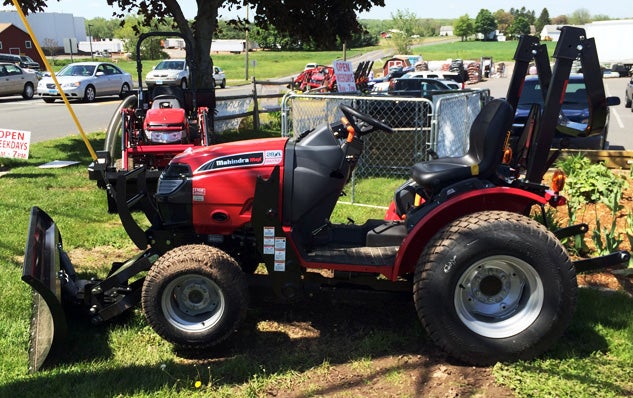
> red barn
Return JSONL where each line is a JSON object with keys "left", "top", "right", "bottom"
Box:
{"left": 0, "top": 23, "right": 44, "bottom": 66}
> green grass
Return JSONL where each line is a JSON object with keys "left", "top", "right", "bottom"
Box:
{"left": 411, "top": 40, "right": 558, "bottom": 62}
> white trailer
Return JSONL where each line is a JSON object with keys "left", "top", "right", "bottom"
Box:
{"left": 584, "top": 20, "right": 633, "bottom": 75}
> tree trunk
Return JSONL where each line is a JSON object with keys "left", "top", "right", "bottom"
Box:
{"left": 163, "top": 0, "right": 220, "bottom": 89}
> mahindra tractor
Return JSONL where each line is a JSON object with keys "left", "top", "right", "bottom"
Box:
{"left": 88, "top": 31, "right": 215, "bottom": 212}
{"left": 22, "top": 27, "right": 630, "bottom": 373}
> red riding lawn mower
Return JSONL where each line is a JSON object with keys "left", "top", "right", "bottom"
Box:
{"left": 88, "top": 31, "right": 215, "bottom": 212}
{"left": 23, "top": 27, "right": 629, "bottom": 372}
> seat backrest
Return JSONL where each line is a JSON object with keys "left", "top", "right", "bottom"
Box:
{"left": 466, "top": 99, "right": 514, "bottom": 178}
{"left": 151, "top": 95, "right": 181, "bottom": 109}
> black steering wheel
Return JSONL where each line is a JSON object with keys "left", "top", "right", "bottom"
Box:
{"left": 339, "top": 104, "right": 394, "bottom": 137}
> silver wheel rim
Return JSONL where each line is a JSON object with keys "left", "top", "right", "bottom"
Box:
{"left": 454, "top": 255, "right": 544, "bottom": 338}
{"left": 162, "top": 274, "right": 225, "bottom": 333}
{"left": 86, "top": 87, "right": 95, "bottom": 101}
{"left": 25, "top": 84, "right": 34, "bottom": 98}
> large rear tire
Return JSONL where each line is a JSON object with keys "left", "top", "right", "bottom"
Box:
{"left": 413, "top": 211, "right": 577, "bottom": 365}
{"left": 142, "top": 245, "right": 248, "bottom": 348}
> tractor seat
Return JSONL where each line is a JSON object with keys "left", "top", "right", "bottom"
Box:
{"left": 411, "top": 99, "right": 513, "bottom": 195}
{"left": 151, "top": 94, "right": 182, "bottom": 109}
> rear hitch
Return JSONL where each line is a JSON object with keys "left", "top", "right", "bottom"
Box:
{"left": 574, "top": 250, "right": 631, "bottom": 274}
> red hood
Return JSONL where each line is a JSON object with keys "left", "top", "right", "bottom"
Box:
{"left": 171, "top": 137, "right": 289, "bottom": 174}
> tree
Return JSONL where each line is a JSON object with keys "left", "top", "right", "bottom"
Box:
{"left": 390, "top": 9, "right": 417, "bottom": 53}
{"left": 494, "top": 9, "right": 513, "bottom": 34}
{"left": 551, "top": 15, "right": 568, "bottom": 25}
{"left": 507, "top": 15, "right": 531, "bottom": 37}
{"left": 569, "top": 8, "right": 592, "bottom": 25}
{"left": 9, "top": 0, "right": 386, "bottom": 88}
{"left": 474, "top": 9, "right": 497, "bottom": 40}
{"left": 453, "top": 14, "right": 474, "bottom": 42}
{"left": 535, "top": 8, "right": 550, "bottom": 35}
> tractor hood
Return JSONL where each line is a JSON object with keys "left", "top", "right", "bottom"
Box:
{"left": 170, "top": 137, "right": 288, "bottom": 174}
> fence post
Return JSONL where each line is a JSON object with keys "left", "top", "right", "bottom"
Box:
{"left": 252, "top": 76, "right": 260, "bottom": 130}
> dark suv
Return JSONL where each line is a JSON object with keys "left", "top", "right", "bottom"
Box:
{"left": 514, "top": 74, "right": 614, "bottom": 149}
{"left": 0, "top": 53, "right": 40, "bottom": 70}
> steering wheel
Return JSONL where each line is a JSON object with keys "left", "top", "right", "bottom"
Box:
{"left": 339, "top": 104, "right": 394, "bottom": 137}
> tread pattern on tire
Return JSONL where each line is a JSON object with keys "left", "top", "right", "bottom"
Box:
{"left": 413, "top": 210, "right": 577, "bottom": 365}
{"left": 142, "top": 244, "right": 249, "bottom": 349}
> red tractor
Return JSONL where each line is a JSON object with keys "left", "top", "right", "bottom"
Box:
{"left": 88, "top": 31, "right": 215, "bottom": 212}
{"left": 23, "top": 27, "right": 629, "bottom": 372}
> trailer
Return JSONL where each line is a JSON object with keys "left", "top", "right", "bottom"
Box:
{"left": 584, "top": 19, "right": 633, "bottom": 76}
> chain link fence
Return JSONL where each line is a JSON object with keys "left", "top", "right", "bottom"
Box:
{"left": 281, "top": 90, "right": 490, "bottom": 204}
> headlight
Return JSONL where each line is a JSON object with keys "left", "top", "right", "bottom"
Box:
{"left": 148, "top": 130, "right": 185, "bottom": 143}
{"left": 61, "top": 81, "right": 81, "bottom": 88}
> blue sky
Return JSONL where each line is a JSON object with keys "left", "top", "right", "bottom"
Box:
{"left": 5, "top": 0, "right": 633, "bottom": 20}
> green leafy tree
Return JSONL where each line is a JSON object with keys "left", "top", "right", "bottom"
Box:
{"left": 114, "top": 15, "right": 169, "bottom": 59}
{"left": 9, "top": 0, "right": 386, "bottom": 88}
{"left": 569, "top": 8, "right": 592, "bottom": 25}
{"left": 474, "top": 9, "right": 497, "bottom": 40}
{"left": 85, "top": 17, "right": 123, "bottom": 40}
{"left": 551, "top": 15, "right": 568, "bottom": 25}
{"left": 390, "top": 9, "right": 417, "bottom": 53}
{"left": 535, "top": 8, "right": 550, "bottom": 35}
{"left": 508, "top": 15, "right": 531, "bottom": 37}
{"left": 453, "top": 14, "right": 474, "bottom": 42}
{"left": 494, "top": 9, "right": 513, "bottom": 34}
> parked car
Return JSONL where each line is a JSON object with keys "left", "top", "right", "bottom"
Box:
{"left": 0, "top": 53, "right": 40, "bottom": 70}
{"left": 0, "top": 62, "right": 38, "bottom": 99}
{"left": 145, "top": 59, "right": 189, "bottom": 89}
{"left": 213, "top": 66, "right": 226, "bottom": 88}
{"left": 513, "top": 74, "right": 615, "bottom": 149}
{"left": 37, "top": 62, "right": 132, "bottom": 103}
{"left": 19, "top": 55, "right": 40, "bottom": 70}
{"left": 387, "top": 77, "right": 460, "bottom": 96}
{"left": 364, "top": 78, "right": 460, "bottom": 128}
{"left": 602, "top": 68, "right": 620, "bottom": 79}
{"left": 401, "top": 70, "right": 466, "bottom": 88}
{"left": 625, "top": 76, "right": 633, "bottom": 110}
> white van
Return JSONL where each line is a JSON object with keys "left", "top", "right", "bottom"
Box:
{"left": 401, "top": 71, "right": 465, "bottom": 88}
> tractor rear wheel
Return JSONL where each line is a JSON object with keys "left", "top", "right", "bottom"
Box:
{"left": 413, "top": 211, "right": 577, "bottom": 365}
{"left": 142, "top": 245, "right": 248, "bottom": 349}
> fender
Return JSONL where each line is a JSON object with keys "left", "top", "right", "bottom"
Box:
{"left": 393, "top": 187, "right": 547, "bottom": 278}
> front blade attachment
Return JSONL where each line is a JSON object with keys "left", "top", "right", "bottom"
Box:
{"left": 22, "top": 206, "right": 69, "bottom": 373}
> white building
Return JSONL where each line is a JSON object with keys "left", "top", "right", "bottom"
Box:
{"left": 0, "top": 10, "right": 86, "bottom": 49}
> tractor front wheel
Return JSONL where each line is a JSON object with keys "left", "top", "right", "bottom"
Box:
{"left": 414, "top": 211, "right": 577, "bottom": 365}
{"left": 142, "top": 245, "right": 248, "bottom": 349}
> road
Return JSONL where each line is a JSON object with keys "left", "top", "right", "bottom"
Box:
{"left": 1, "top": 71, "right": 631, "bottom": 149}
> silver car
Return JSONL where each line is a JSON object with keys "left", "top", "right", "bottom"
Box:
{"left": 213, "top": 66, "right": 226, "bottom": 89}
{"left": 0, "top": 62, "right": 38, "bottom": 99}
{"left": 145, "top": 59, "right": 189, "bottom": 89}
{"left": 37, "top": 62, "right": 133, "bottom": 103}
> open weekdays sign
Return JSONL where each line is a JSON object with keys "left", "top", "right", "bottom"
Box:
{"left": 332, "top": 60, "right": 357, "bottom": 93}
{"left": 0, "top": 128, "right": 31, "bottom": 159}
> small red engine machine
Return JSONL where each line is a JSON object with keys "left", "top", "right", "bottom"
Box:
{"left": 88, "top": 31, "right": 215, "bottom": 212}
